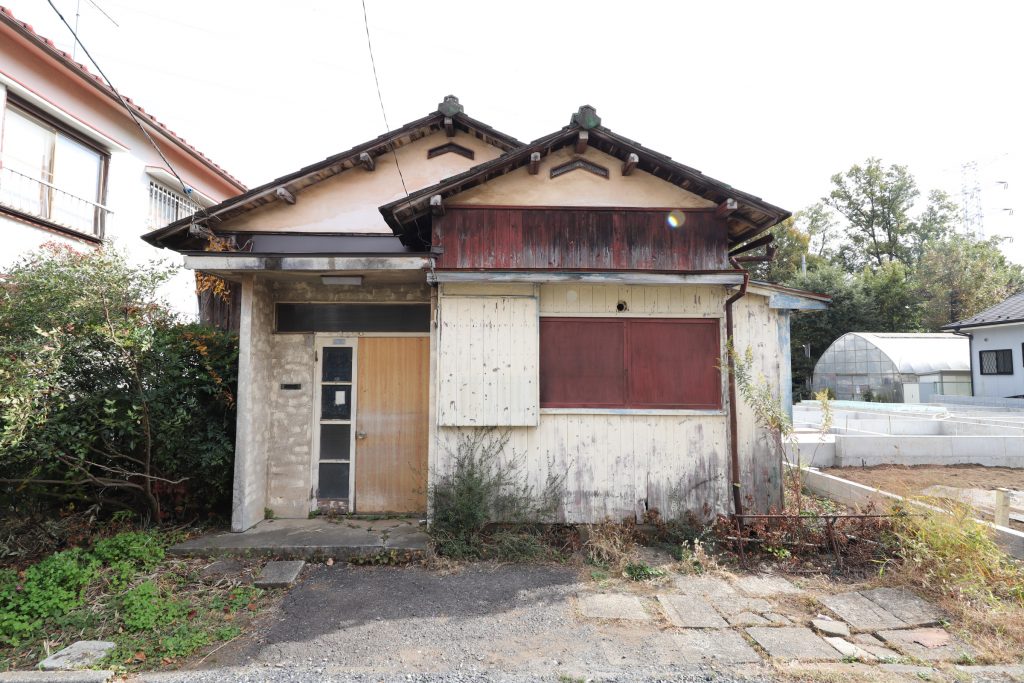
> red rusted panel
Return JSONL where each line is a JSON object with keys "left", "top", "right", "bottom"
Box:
{"left": 433, "top": 206, "right": 729, "bottom": 271}
{"left": 540, "top": 319, "right": 625, "bottom": 407}
{"left": 539, "top": 318, "right": 722, "bottom": 409}
{"left": 627, "top": 319, "right": 721, "bottom": 409}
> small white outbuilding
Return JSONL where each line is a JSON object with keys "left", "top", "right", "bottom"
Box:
{"left": 812, "top": 332, "right": 971, "bottom": 403}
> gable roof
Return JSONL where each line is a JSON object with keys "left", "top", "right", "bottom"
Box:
{"left": 143, "top": 96, "right": 522, "bottom": 249}
{"left": 942, "top": 291, "right": 1024, "bottom": 331}
{"left": 0, "top": 5, "right": 245, "bottom": 192}
{"left": 381, "top": 105, "right": 790, "bottom": 248}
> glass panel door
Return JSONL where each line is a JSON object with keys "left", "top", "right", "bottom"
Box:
{"left": 316, "top": 343, "right": 355, "bottom": 505}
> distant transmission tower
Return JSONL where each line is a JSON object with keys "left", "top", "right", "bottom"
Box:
{"left": 961, "top": 161, "right": 985, "bottom": 236}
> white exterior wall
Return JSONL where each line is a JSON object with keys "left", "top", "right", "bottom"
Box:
{"left": 970, "top": 323, "right": 1024, "bottom": 398}
{"left": 0, "top": 81, "right": 224, "bottom": 318}
{"left": 431, "top": 282, "right": 785, "bottom": 523}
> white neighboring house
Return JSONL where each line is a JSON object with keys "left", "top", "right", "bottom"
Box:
{"left": 0, "top": 6, "right": 244, "bottom": 316}
{"left": 944, "top": 291, "right": 1024, "bottom": 399}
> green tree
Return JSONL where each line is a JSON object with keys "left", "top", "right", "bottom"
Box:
{"left": 918, "top": 234, "right": 1024, "bottom": 330}
{"left": 858, "top": 260, "right": 922, "bottom": 332}
{"left": 0, "top": 245, "right": 237, "bottom": 521}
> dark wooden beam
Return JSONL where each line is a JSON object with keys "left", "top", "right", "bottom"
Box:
{"left": 528, "top": 152, "right": 541, "bottom": 175}
{"left": 430, "top": 194, "right": 444, "bottom": 216}
{"left": 359, "top": 152, "right": 375, "bottom": 171}
{"left": 716, "top": 198, "right": 739, "bottom": 219}
{"left": 728, "top": 233, "right": 774, "bottom": 257}
{"left": 444, "top": 116, "right": 454, "bottom": 137}
{"left": 274, "top": 187, "right": 296, "bottom": 205}
{"left": 576, "top": 131, "right": 589, "bottom": 154}
{"left": 621, "top": 152, "right": 638, "bottom": 176}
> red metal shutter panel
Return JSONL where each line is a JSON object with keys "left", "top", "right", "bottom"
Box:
{"left": 627, "top": 319, "right": 721, "bottom": 409}
{"left": 540, "top": 319, "right": 625, "bottom": 407}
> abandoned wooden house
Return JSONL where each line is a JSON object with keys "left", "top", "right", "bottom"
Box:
{"left": 144, "top": 97, "right": 828, "bottom": 531}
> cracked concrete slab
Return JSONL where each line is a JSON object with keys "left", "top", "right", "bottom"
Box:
{"left": 878, "top": 628, "right": 975, "bottom": 662}
{"left": 38, "top": 641, "right": 114, "bottom": 671}
{"left": 746, "top": 626, "right": 844, "bottom": 661}
{"left": 673, "top": 629, "right": 762, "bottom": 664}
{"left": 859, "top": 587, "right": 944, "bottom": 627}
{"left": 579, "top": 593, "right": 651, "bottom": 621}
{"left": 709, "top": 594, "right": 774, "bottom": 615}
{"left": 255, "top": 560, "right": 305, "bottom": 588}
{"left": 819, "top": 591, "right": 906, "bottom": 631}
{"left": 656, "top": 594, "right": 727, "bottom": 628}
{"left": 672, "top": 574, "right": 737, "bottom": 598}
{"left": 733, "top": 574, "right": 804, "bottom": 597}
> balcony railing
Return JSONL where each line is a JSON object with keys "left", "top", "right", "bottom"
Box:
{"left": 0, "top": 164, "right": 110, "bottom": 237}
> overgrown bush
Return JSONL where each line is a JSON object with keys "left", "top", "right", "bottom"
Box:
{"left": 0, "top": 245, "right": 237, "bottom": 520}
{"left": 429, "top": 429, "right": 564, "bottom": 559}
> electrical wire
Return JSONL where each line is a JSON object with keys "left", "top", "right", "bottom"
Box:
{"left": 360, "top": 0, "right": 409, "bottom": 198}
{"left": 45, "top": 0, "right": 207, "bottom": 221}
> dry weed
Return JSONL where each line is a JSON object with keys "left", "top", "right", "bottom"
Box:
{"left": 583, "top": 520, "right": 638, "bottom": 571}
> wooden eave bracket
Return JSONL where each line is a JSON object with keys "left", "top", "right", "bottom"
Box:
{"left": 575, "top": 131, "right": 589, "bottom": 154}
{"left": 430, "top": 194, "right": 444, "bottom": 216}
{"left": 528, "top": 151, "right": 541, "bottom": 175}
{"left": 444, "top": 116, "right": 455, "bottom": 137}
{"left": 621, "top": 153, "right": 638, "bottom": 176}
{"left": 359, "top": 152, "right": 376, "bottom": 171}
{"left": 716, "top": 198, "right": 738, "bottom": 219}
{"left": 275, "top": 187, "right": 296, "bottom": 205}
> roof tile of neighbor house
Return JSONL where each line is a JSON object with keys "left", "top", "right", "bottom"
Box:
{"left": 943, "top": 291, "right": 1024, "bottom": 330}
{"left": 0, "top": 5, "right": 246, "bottom": 191}
{"left": 142, "top": 96, "right": 523, "bottom": 249}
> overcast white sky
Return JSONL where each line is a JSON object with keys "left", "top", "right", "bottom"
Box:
{"left": 9, "top": 0, "right": 1024, "bottom": 260}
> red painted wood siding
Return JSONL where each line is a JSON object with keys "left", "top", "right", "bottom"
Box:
{"left": 433, "top": 207, "right": 729, "bottom": 271}
{"left": 540, "top": 318, "right": 722, "bottom": 409}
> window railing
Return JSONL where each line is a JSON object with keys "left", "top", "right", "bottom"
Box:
{"left": 148, "top": 181, "right": 199, "bottom": 228}
{"left": 0, "top": 164, "right": 110, "bottom": 237}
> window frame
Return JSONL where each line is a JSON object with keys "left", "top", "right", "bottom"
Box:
{"left": 979, "top": 349, "right": 1014, "bottom": 376}
{"left": 0, "top": 97, "right": 110, "bottom": 238}
{"left": 539, "top": 316, "right": 723, "bottom": 411}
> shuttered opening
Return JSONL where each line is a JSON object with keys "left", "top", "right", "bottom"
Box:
{"left": 540, "top": 317, "right": 722, "bottom": 409}
{"left": 276, "top": 303, "right": 429, "bottom": 333}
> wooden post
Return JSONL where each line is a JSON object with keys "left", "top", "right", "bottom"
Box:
{"left": 444, "top": 116, "right": 455, "bottom": 137}
{"left": 716, "top": 198, "right": 739, "bottom": 219}
{"left": 621, "top": 152, "right": 638, "bottom": 176}
{"left": 575, "top": 131, "right": 588, "bottom": 154}
{"left": 995, "top": 488, "right": 1011, "bottom": 527}
{"left": 430, "top": 194, "right": 444, "bottom": 216}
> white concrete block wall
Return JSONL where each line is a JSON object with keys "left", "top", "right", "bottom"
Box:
{"left": 970, "top": 324, "right": 1024, "bottom": 398}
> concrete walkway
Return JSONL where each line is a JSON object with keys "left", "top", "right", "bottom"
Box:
{"left": 167, "top": 518, "right": 429, "bottom": 560}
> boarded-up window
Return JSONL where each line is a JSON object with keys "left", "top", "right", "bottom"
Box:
{"left": 540, "top": 318, "right": 721, "bottom": 409}
{"left": 438, "top": 296, "right": 539, "bottom": 426}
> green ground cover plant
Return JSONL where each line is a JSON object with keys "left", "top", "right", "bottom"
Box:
{"left": 0, "top": 530, "right": 267, "bottom": 672}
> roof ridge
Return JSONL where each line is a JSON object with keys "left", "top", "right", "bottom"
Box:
{"left": 0, "top": 4, "right": 246, "bottom": 191}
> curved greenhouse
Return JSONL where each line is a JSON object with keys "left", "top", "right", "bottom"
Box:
{"left": 811, "top": 333, "right": 970, "bottom": 403}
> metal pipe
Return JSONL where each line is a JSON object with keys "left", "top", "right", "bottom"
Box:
{"left": 950, "top": 328, "right": 975, "bottom": 397}
{"left": 725, "top": 256, "right": 749, "bottom": 518}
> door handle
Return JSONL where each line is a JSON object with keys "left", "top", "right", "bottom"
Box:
{"left": 356, "top": 431, "right": 367, "bottom": 440}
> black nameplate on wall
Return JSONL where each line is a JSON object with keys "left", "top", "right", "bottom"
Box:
{"left": 275, "top": 303, "right": 430, "bottom": 333}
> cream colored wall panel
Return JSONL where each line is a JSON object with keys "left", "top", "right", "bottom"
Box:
{"left": 437, "top": 295, "right": 539, "bottom": 426}
{"left": 540, "top": 284, "right": 724, "bottom": 317}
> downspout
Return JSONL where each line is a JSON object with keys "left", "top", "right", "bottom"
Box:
{"left": 950, "top": 327, "right": 974, "bottom": 397}
{"left": 724, "top": 256, "right": 749, "bottom": 518}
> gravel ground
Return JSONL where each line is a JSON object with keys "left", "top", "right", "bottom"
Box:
{"left": 135, "top": 564, "right": 774, "bottom": 683}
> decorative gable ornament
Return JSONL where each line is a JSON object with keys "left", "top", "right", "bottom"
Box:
{"left": 571, "top": 104, "right": 601, "bottom": 130}
{"left": 427, "top": 142, "right": 475, "bottom": 160}
{"left": 437, "top": 95, "right": 464, "bottom": 117}
{"left": 550, "top": 157, "right": 610, "bottom": 179}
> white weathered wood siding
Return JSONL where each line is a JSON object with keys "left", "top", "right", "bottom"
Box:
{"left": 437, "top": 287, "right": 539, "bottom": 426}
{"left": 432, "top": 283, "right": 785, "bottom": 522}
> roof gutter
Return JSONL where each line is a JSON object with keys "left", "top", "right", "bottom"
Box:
{"left": 724, "top": 256, "right": 749, "bottom": 519}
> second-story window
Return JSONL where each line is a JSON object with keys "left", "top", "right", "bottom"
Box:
{"left": 0, "top": 103, "right": 107, "bottom": 237}
{"left": 148, "top": 180, "right": 199, "bottom": 228}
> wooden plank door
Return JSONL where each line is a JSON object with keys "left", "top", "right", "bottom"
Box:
{"left": 354, "top": 337, "right": 429, "bottom": 513}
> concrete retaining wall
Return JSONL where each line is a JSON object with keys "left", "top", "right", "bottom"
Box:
{"left": 794, "top": 465, "right": 1024, "bottom": 559}
{"left": 834, "top": 435, "right": 1024, "bottom": 467}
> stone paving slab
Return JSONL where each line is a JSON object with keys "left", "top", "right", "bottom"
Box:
{"left": 956, "top": 665, "right": 1024, "bottom": 682}
{"left": 732, "top": 574, "right": 804, "bottom": 597}
{"left": 709, "top": 594, "right": 774, "bottom": 615}
{"left": 672, "top": 574, "right": 737, "bottom": 598}
{"left": 673, "top": 629, "right": 761, "bottom": 664}
{"left": 39, "top": 641, "right": 114, "bottom": 671}
{"left": 878, "top": 627, "right": 975, "bottom": 662}
{"left": 860, "top": 587, "right": 944, "bottom": 626}
{"left": 255, "top": 560, "right": 305, "bottom": 588}
{"left": 746, "top": 626, "right": 844, "bottom": 661}
{"left": 812, "top": 617, "right": 850, "bottom": 637}
{"left": 656, "top": 594, "right": 727, "bottom": 628}
{"left": 579, "top": 593, "right": 651, "bottom": 621}
{"left": 726, "top": 611, "right": 769, "bottom": 626}
{"left": 819, "top": 591, "right": 906, "bottom": 631}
